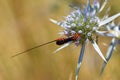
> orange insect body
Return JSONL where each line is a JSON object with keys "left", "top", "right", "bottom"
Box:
{"left": 56, "top": 33, "right": 80, "bottom": 45}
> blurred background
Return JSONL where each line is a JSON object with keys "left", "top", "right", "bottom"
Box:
{"left": 0, "top": 0, "right": 120, "bottom": 80}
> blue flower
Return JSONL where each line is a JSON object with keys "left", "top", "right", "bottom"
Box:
{"left": 50, "top": 0, "right": 120, "bottom": 79}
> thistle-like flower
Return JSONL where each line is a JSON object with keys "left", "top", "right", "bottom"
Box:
{"left": 50, "top": 0, "right": 120, "bottom": 80}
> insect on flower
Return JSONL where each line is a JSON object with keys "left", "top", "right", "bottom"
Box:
{"left": 12, "top": 0, "right": 120, "bottom": 80}
{"left": 12, "top": 33, "right": 81, "bottom": 57}
{"left": 48, "top": 0, "right": 120, "bottom": 79}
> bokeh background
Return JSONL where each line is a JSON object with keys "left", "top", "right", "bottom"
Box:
{"left": 0, "top": 0, "right": 120, "bottom": 80}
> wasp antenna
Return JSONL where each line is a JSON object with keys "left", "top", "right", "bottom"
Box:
{"left": 11, "top": 40, "right": 56, "bottom": 58}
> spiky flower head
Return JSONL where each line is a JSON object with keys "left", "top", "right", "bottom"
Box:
{"left": 50, "top": 0, "right": 119, "bottom": 60}
{"left": 50, "top": 0, "right": 120, "bottom": 80}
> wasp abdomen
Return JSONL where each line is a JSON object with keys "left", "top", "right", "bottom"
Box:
{"left": 56, "top": 37, "right": 72, "bottom": 45}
